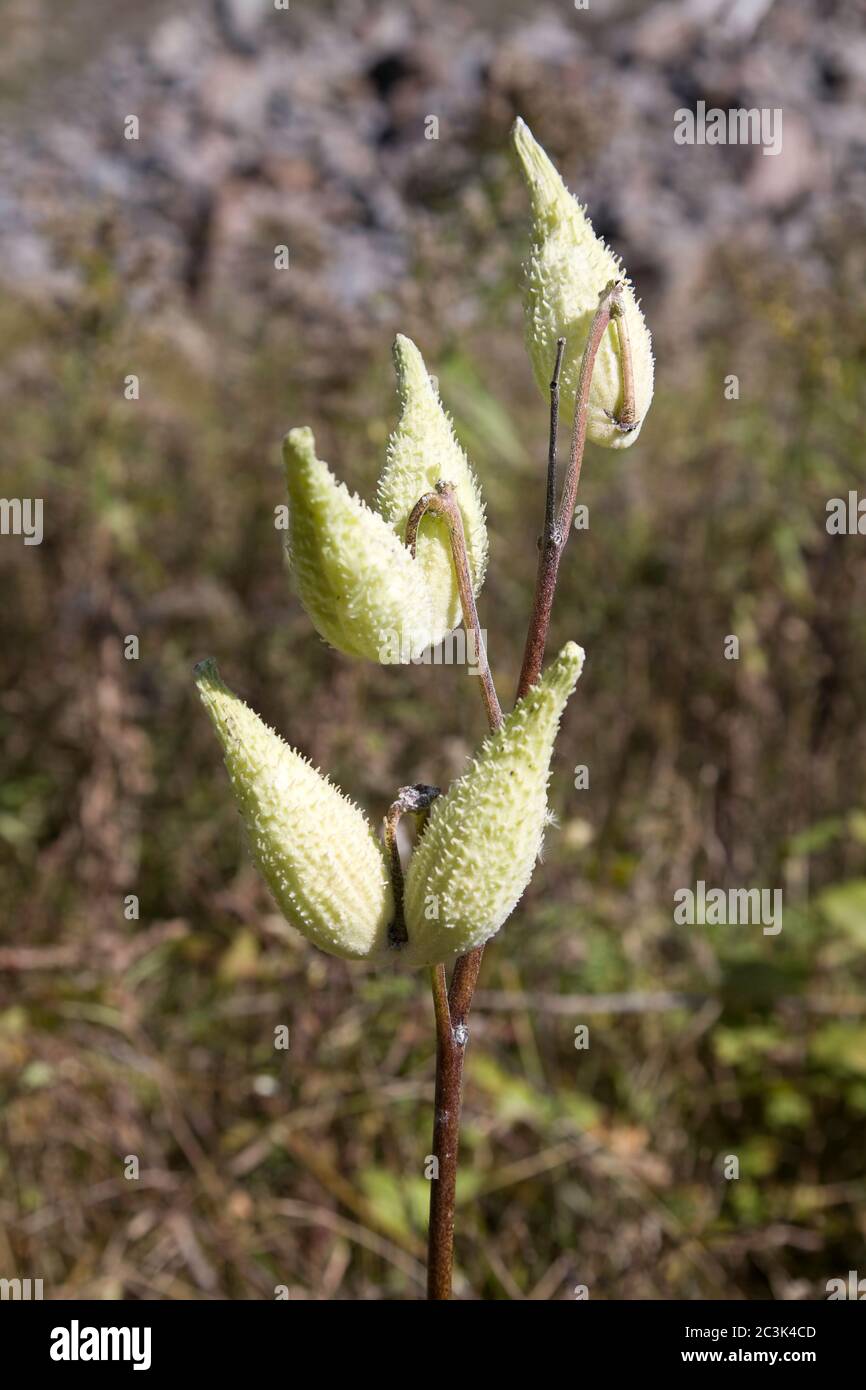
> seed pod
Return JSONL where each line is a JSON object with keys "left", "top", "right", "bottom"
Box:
{"left": 512, "top": 117, "right": 654, "bottom": 449}
{"left": 284, "top": 339, "right": 487, "bottom": 664}
{"left": 284, "top": 426, "right": 434, "bottom": 661}
{"left": 402, "top": 641, "right": 584, "bottom": 966}
{"left": 195, "top": 659, "right": 393, "bottom": 961}
{"left": 377, "top": 334, "right": 487, "bottom": 635}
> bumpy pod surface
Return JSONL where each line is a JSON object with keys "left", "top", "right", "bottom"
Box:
{"left": 377, "top": 334, "right": 487, "bottom": 635}
{"left": 284, "top": 338, "right": 487, "bottom": 663}
{"left": 195, "top": 659, "right": 393, "bottom": 961}
{"left": 513, "top": 117, "right": 654, "bottom": 449}
{"left": 284, "top": 427, "right": 432, "bottom": 661}
{"left": 402, "top": 641, "right": 584, "bottom": 966}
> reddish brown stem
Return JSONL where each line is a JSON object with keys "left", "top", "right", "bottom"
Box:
{"left": 517, "top": 280, "right": 623, "bottom": 701}
{"left": 409, "top": 484, "right": 503, "bottom": 1298}
{"left": 425, "top": 938, "right": 486, "bottom": 1300}
{"left": 406, "top": 483, "right": 503, "bottom": 732}
{"left": 426, "top": 963, "right": 459, "bottom": 1299}
{"left": 426, "top": 287, "right": 633, "bottom": 1298}
{"left": 384, "top": 784, "right": 441, "bottom": 948}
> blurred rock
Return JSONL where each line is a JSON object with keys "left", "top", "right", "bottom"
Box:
{"left": 0, "top": 0, "right": 861, "bottom": 355}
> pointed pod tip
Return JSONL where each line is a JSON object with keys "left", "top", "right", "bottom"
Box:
{"left": 194, "top": 658, "right": 233, "bottom": 714}
{"left": 546, "top": 640, "right": 586, "bottom": 696}
{"left": 512, "top": 116, "right": 549, "bottom": 199}
{"left": 511, "top": 114, "right": 528, "bottom": 143}
{"left": 193, "top": 656, "right": 220, "bottom": 685}
{"left": 392, "top": 333, "right": 434, "bottom": 400}
{"left": 511, "top": 116, "right": 566, "bottom": 215}
{"left": 194, "top": 659, "right": 232, "bottom": 717}
{"left": 282, "top": 426, "right": 316, "bottom": 467}
{"left": 283, "top": 428, "right": 327, "bottom": 498}
{"left": 559, "top": 639, "right": 585, "bottom": 669}
{"left": 511, "top": 114, "right": 533, "bottom": 161}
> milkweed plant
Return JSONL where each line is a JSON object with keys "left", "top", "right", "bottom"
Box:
{"left": 195, "top": 119, "right": 653, "bottom": 1299}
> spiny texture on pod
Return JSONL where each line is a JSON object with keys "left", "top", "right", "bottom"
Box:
{"left": 402, "top": 641, "right": 585, "bottom": 967}
{"left": 377, "top": 334, "right": 487, "bottom": 636}
{"left": 512, "top": 117, "right": 654, "bottom": 449}
{"left": 194, "top": 659, "right": 394, "bottom": 961}
{"left": 284, "top": 338, "right": 487, "bottom": 663}
{"left": 284, "top": 427, "right": 432, "bottom": 662}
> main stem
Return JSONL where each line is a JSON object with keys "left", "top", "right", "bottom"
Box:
{"left": 517, "top": 282, "right": 624, "bottom": 698}
{"left": 426, "top": 282, "right": 631, "bottom": 1299}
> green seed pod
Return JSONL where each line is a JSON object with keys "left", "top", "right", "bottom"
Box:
{"left": 377, "top": 334, "right": 487, "bottom": 636}
{"left": 284, "top": 339, "right": 487, "bottom": 664}
{"left": 402, "top": 641, "right": 585, "bottom": 967}
{"left": 195, "top": 659, "right": 393, "bottom": 961}
{"left": 284, "top": 427, "right": 433, "bottom": 662}
{"left": 512, "top": 117, "right": 654, "bottom": 449}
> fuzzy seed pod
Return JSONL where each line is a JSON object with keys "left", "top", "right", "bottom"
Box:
{"left": 195, "top": 659, "right": 394, "bottom": 961}
{"left": 512, "top": 117, "right": 654, "bottom": 449}
{"left": 284, "top": 427, "right": 432, "bottom": 662}
{"left": 377, "top": 334, "right": 487, "bottom": 636}
{"left": 402, "top": 641, "right": 584, "bottom": 966}
{"left": 284, "top": 338, "right": 487, "bottom": 663}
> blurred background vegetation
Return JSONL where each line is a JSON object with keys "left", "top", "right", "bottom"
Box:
{"left": 1, "top": 0, "right": 865, "bottom": 1298}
